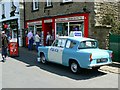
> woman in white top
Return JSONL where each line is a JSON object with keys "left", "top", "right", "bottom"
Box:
{"left": 35, "top": 31, "right": 40, "bottom": 51}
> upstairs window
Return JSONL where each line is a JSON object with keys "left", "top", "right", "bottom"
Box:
{"left": 2, "top": 4, "right": 5, "bottom": 15}
{"left": 46, "top": 0, "right": 52, "bottom": 7}
{"left": 10, "top": 0, "right": 17, "bottom": 17}
{"left": 2, "top": 4, "right": 5, "bottom": 19}
{"left": 32, "top": 0, "right": 39, "bottom": 11}
{"left": 45, "top": 0, "right": 53, "bottom": 8}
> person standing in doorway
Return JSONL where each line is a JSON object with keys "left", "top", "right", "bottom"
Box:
{"left": 1, "top": 31, "right": 8, "bottom": 62}
{"left": 35, "top": 31, "right": 40, "bottom": 52}
{"left": 27, "top": 30, "right": 33, "bottom": 51}
{"left": 46, "top": 32, "right": 52, "bottom": 46}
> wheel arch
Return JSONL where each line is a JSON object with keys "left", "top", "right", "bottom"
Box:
{"left": 40, "top": 52, "right": 45, "bottom": 57}
{"left": 68, "top": 59, "right": 80, "bottom": 67}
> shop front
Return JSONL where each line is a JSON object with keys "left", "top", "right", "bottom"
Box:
{"left": 2, "top": 19, "right": 18, "bottom": 42}
{"left": 26, "top": 20, "right": 43, "bottom": 46}
{"left": 25, "top": 13, "right": 89, "bottom": 46}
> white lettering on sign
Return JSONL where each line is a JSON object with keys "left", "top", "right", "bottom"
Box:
{"left": 55, "top": 16, "right": 84, "bottom": 22}
{"left": 27, "top": 21, "right": 42, "bottom": 25}
{"left": 44, "top": 19, "right": 52, "bottom": 23}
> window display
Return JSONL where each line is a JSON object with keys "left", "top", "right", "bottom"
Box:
{"left": 56, "top": 21, "right": 84, "bottom": 37}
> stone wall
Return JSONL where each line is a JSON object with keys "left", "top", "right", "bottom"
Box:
{"left": 25, "top": 2, "right": 94, "bottom": 21}
{"left": 91, "top": 26, "right": 111, "bottom": 49}
{"left": 89, "top": 2, "right": 119, "bottom": 49}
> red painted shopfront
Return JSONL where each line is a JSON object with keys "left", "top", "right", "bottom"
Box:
{"left": 25, "top": 13, "right": 89, "bottom": 46}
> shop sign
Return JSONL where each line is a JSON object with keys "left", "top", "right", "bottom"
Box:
{"left": 69, "top": 31, "right": 82, "bottom": 37}
{"left": 44, "top": 19, "right": 52, "bottom": 23}
{"left": 27, "top": 21, "right": 42, "bottom": 26}
{"left": 55, "top": 16, "right": 84, "bottom": 22}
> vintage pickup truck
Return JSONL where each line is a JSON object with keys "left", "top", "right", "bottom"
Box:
{"left": 37, "top": 36, "right": 112, "bottom": 74}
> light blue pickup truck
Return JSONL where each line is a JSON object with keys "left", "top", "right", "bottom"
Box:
{"left": 37, "top": 36, "right": 112, "bottom": 74}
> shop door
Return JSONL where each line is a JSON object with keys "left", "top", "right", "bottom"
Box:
{"left": 44, "top": 23, "right": 53, "bottom": 45}
{"left": 45, "top": 23, "right": 52, "bottom": 35}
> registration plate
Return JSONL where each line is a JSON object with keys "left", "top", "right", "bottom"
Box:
{"left": 97, "top": 58, "right": 108, "bottom": 63}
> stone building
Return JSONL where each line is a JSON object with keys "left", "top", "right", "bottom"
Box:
{"left": 24, "top": 0, "right": 120, "bottom": 48}
{"left": 24, "top": 1, "right": 94, "bottom": 46}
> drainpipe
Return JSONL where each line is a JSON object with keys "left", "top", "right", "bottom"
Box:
{"left": 23, "top": 0, "right": 26, "bottom": 47}
{"left": 23, "top": 0, "right": 25, "bottom": 29}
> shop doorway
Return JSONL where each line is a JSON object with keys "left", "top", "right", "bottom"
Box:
{"left": 44, "top": 23, "right": 53, "bottom": 45}
{"left": 45, "top": 23, "right": 52, "bottom": 35}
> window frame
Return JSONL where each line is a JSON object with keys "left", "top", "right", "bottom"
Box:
{"left": 62, "top": 0, "right": 73, "bottom": 3}
{"left": 78, "top": 40, "right": 98, "bottom": 49}
{"left": 65, "top": 40, "right": 77, "bottom": 49}
{"left": 1, "top": 3, "right": 5, "bottom": 19}
{"left": 52, "top": 38, "right": 67, "bottom": 48}
{"left": 46, "top": 0, "right": 52, "bottom": 7}
{"left": 32, "top": 0, "right": 39, "bottom": 11}
{"left": 44, "top": 0, "right": 53, "bottom": 9}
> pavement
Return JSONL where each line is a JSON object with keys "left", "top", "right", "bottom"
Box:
{"left": 100, "top": 62, "right": 120, "bottom": 74}
{"left": 0, "top": 47, "right": 120, "bottom": 75}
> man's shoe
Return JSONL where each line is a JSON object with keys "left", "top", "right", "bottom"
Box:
{"left": 2, "top": 56, "right": 5, "bottom": 60}
{"left": 2, "top": 60, "right": 5, "bottom": 62}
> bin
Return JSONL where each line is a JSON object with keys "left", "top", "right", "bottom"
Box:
{"left": 26, "top": 37, "right": 28, "bottom": 47}
{"left": 9, "top": 38, "right": 19, "bottom": 57}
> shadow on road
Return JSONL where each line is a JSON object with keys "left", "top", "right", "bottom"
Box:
{"left": 13, "top": 47, "right": 107, "bottom": 80}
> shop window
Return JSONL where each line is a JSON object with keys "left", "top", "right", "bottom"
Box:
{"left": 56, "top": 23, "right": 68, "bottom": 36}
{"left": 36, "top": 25, "right": 42, "bottom": 36}
{"left": 28, "top": 26, "right": 34, "bottom": 34}
{"left": 69, "top": 22, "right": 84, "bottom": 35}
{"left": 32, "top": 0, "right": 39, "bottom": 11}
{"left": 56, "top": 21, "right": 84, "bottom": 37}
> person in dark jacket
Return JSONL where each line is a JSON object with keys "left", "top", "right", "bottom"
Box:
{"left": 1, "top": 31, "right": 8, "bottom": 62}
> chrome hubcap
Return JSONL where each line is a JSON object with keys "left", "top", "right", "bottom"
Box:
{"left": 41, "top": 56, "right": 46, "bottom": 63}
{"left": 71, "top": 63, "right": 78, "bottom": 73}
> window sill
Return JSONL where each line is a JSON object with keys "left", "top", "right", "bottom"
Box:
{"left": 31, "top": 9, "right": 39, "bottom": 12}
{"left": 2, "top": 14, "right": 6, "bottom": 19}
{"left": 60, "top": 2, "right": 73, "bottom": 5}
{"left": 44, "top": 5, "right": 53, "bottom": 9}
